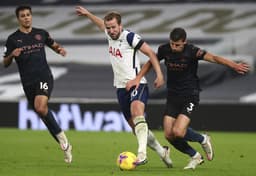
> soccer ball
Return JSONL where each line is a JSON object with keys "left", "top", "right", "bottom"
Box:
{"left": 116, "top": 151, "right": 137, "bottom": 171}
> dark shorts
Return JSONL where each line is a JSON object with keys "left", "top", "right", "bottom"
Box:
{"left": 164, "top": 94, "right": 199, "bottom": 119}
{"left": 116, "top": 84, "right": 149, "bottom": 121}
{"left": 23, "top": 73, "right": 54, "bottom": 109}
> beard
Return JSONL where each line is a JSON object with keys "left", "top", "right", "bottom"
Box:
{"left": 109, "top": 31, "right": 120, "bottom": 40}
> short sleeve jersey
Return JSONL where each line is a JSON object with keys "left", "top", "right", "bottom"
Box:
{"left": 105, "top": 29, "right": 147, "bottom": 88}
{"left": 4, "top": 27, "right": 54, "bottom": 85}
{"left": 157, "top": 43, "right": 206, "bottom": 96}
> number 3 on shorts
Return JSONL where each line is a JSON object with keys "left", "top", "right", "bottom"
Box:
{"left": 186, "top": 102, "right": 194, "bottom": 113}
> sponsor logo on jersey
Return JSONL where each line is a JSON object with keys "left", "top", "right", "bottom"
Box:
{"left": 22, "top": 43, "right": 44, "bottom": 54}
{"left": 109, "top": 46, "right": 122, "bottom": 58}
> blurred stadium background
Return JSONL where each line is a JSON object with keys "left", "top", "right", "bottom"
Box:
{"left": 1, "top": 0, "right": 256, "bottom": 131}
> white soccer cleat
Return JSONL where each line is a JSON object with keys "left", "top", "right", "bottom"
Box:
{"left": 57, "top": 132, "right": 72, "bottom": 163}
{"left": 184, "top": 152, "right": 204, "bottom": 170}
{"left": 161, "top": 146, "right": 173, "bottom": 168}
{"left": 134, "top": 152, "right": 148, "bottom": 166}
{"left": 201, "top": 134, "right": 214, "bottom": 161}
{"left": 61, "top": 143, "right": 72, "bottom": 163}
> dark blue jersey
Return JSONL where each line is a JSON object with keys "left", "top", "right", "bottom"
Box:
{"left": 4, "top": 28, "right": 54, "bottom": 85}
{"left": 157, "top": 43, "right": 206, "bottom": 96}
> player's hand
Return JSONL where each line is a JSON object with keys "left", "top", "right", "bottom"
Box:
{"left": 58, "top": 47, "right": 67, "bottom": 57}
{"left": 75, "top": 6, "right": 90, "bottom": 16}
{"left": 234, "top": 62, "right": 250, "bottom": 74}
{"left": 126, "top": 79, "right": 140, "bottom": 91}
{"left": 154, "top": 76, "right": 165, "bottom": 89}
{"left": 11, "top": 48, "right": 22, "bottom": 57}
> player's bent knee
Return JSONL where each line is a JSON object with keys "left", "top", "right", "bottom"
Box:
{"left": 172, "top": 128, "right": 186, "bottom": 138}
{"left": 34, "top": 106, "right": 48, "bottom": 117}
{"left": 130, "top": 101, "right": 145, "bottom": 117}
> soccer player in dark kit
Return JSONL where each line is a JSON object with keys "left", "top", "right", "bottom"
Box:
{"left": 127, "top": 27, "right": 249, "bottom": 169}
{"left": 3, "top": 5, "right": 72, "bottom": 163}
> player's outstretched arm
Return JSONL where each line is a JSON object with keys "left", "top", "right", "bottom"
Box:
{"left": 75, "top": 6, "right": 105, "bottom": 32}
{"left": 203, "top": 52, "right": 250, "bottom": 74}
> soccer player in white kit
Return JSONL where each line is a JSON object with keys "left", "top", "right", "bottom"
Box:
{"left": 76, "top": 6, "right": 172, "bottom": 167}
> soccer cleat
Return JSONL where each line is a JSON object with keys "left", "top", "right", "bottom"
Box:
{"left": 201, "top": 134, "right": 214, "bottom": 161}
{"left": 184, "top": 153, "right": 204, "bottom": 170}
{"left": 134, "top": 158, "right": 148, "bottom": 166}
{"left": 161, "top": 146, "right": 173, "bottom": 168}
{"left": 61, "top": 143, "right": 72, "bottom": 163}
{"left": 57, "top": 131, "right": 72, "bottom": 163}
{"left": 133, "top": 152, "right": 148, "bottom": 166}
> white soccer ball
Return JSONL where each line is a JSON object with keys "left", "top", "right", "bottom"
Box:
{"left": 116, "top": 151, "right": 137, "bottom": 171}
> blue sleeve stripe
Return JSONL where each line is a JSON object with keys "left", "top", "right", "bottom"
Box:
{"left": 126, "top": 32, "right": 135, "bottom": 47}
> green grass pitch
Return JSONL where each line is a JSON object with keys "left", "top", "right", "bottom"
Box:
{"left": 0, "top": 128, "right": 255, "bottom": 176}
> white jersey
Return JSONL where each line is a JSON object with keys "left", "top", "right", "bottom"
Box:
{"left": 105, "top": 29, "right": 147, "bottom": 88}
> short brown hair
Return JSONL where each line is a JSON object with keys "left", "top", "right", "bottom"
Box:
{"left": 15, "top": 5, "right": 32, "bottom": 18}
{"left": 104, "top": 11, "right": 121, "bottom": 25}
{"left": 170, "top": 27, "right": 187, "bottom": 42}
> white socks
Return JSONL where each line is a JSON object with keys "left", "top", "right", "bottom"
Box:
{"left": 201, "top": 134, "right": 207, "bottom": 144}
{"left": 133, "top": 116, "right": 148, "bottom": 157}
{"left": 147, "top": 130, "right": 165, "bottom": 157}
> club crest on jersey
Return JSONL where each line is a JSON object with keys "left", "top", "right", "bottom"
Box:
{"left": 109, "top": 46, "right": 122, "bottom": 58}
{"left": 34, "top": 34, "right": 42, "bottom": 41}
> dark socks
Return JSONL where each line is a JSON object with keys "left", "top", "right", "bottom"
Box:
{"left": 184, "top": 127, "right": 204, "bottom": 143}
{"left": 170, "top": 138, "right": 197, "bottom": 157}
{"left": 41, "top": 110, "right": 62, "bottom": 142}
